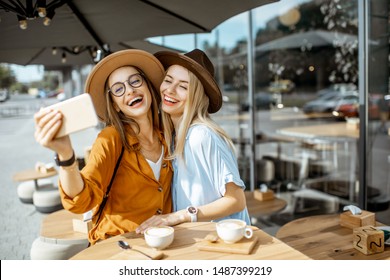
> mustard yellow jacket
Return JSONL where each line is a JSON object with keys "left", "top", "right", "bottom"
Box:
{"left": 59, "top": 125, "right": 173, "bottom": 245}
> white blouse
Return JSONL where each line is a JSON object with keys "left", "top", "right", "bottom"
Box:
{"left": 145, "top": 146, "right": 164, "bottom": 180}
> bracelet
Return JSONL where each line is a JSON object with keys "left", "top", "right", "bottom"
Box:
{"left": 54, "top": 150, "right": 76, "bottom": 167}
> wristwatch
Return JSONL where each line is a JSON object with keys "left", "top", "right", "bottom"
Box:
{"left": 186, "top": 206, "right": 198, "bottom": 222}
{"left": 54, "top": 151, "right": 76, "bottom": 167}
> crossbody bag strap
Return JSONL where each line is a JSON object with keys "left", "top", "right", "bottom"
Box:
{"left": 94, "top": 146, "right": 125, "bottom": 226}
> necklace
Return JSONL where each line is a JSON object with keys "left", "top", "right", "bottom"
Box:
{"left": 138, "top": 133, "right": 162, "bottom": 162}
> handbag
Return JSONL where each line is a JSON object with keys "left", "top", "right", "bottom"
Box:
{"left": 93, "top": 146, "right": 125, "bottom": 226}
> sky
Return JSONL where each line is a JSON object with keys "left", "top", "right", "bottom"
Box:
{"left": 10, "top": 64, "right": 45, "bottom": 83}
{"left": 9, "top": 0, "right": 310, "bottom": 83}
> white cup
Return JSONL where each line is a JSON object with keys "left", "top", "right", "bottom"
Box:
{"left": 144, "top": 226, "right": 174, "bottom": 250}
{"left": 216, "top": 219, "right": 253, "bottom": 244}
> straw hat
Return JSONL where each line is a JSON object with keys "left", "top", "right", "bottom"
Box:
{"left": 84, "top": 49, "right": 165, "bottom": 121}
{"left": 155, "top": 49, "right": 222, "bottom": 113}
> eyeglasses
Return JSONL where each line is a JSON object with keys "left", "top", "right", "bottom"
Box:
{"left": 107, "top": 73, "right": 144, "bottom": 97}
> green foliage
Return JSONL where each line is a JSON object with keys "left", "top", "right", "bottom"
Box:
{"left": 0, "top": 64, "right": 16, "bottom": 89}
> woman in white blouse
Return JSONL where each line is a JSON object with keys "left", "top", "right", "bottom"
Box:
{"left": 136, "top": 49, "right": 250, "bottom": 233}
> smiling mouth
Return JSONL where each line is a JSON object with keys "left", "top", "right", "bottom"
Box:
{"left": 128, "top": 96, "right": 143, "bottom": 106}
{"left": 164, "top": 95, "right": 178, "bottom": 104}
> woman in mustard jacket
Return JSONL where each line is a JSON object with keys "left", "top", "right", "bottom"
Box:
{"left": 34, "top": 50, "right": 172, "bottom": 245}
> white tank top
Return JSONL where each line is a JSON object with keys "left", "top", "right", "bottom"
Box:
{"left": 145, "top": 147, "right": 164, "bottom": 180}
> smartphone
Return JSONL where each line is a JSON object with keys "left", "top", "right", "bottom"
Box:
{"left": 43, "top": 94, "right": 99, "bottom": 138}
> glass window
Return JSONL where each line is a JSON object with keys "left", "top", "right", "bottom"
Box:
{"left": 150, "top": 0, "right": 390, "bottom": 228}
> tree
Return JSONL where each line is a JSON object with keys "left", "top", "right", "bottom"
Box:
{"left": 320, "top": 0, "right": 358, "bottom": 84}
{"left": 0, "top": 64, "right": 16, "bottom": 89}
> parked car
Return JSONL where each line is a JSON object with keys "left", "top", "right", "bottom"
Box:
{"left": 0, "top": 89, "right": 10, "bottom": 102}
{"left": 332, "top": 94, "right": 388, "bottom": 120}
{"left": 241, "top": 92, "right": 278, "bottom": 111}
{"left": 303, "top": 83, "right": 358, "bottom": 116}
{"left": 332, "top": 94, "right": 359, "bottom": 119}
{"left": 303, "top": 93, "right": 358, "bottom": 115}
{"left": 317, "top": 83, "right": 357, "bottom": 98}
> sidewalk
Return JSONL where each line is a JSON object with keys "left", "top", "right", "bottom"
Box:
{"left": 0, "top": 105, "right": 98, "bottom": 259}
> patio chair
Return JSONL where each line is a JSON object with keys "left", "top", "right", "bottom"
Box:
{"left": 16, "top": 178, "right": 54, "bottom": 204}
{"left": 32, "top": 184, "right": 63, "bottom": 213}
{"left": 30, "top": 237, "right": 88, "bottom": 260}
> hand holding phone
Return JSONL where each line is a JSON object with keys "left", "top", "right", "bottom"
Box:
{"left": 42, "top": 94, "right": 99, "bottom": 138}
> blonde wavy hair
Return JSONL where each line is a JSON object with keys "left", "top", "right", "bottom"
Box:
{"left": 104, "top": 67, "right": 161, "bottom": 151}
{"left": 162, "top": 69, "right": 234, "bottom": 160}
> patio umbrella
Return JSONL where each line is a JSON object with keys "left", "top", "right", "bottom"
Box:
{"left": 0, "top": 40, "right": 184, "bottom": 67}
{"left": 0, "top": 0, "right": 278, "bottom": 65}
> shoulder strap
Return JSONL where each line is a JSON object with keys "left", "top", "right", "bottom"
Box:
{"left": 94, "top": 146, "right": 125, "bottom": 226}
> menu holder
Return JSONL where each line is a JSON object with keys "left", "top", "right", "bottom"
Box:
{"left": 198, "top": 233, "right": 258, "bottom": 255}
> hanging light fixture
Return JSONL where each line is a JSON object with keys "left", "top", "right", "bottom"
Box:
{"left": 52, "top": 45, "right": 102, "bottom": 64}
{"left": 42, "top": 9, "right": 55, "bottom": 26}
{"left": 37, "top": 0, "right": 47, "bottom": 17}
{"left": 17, "top": 15, "right": 27, "bottom": 30}
{"left": 0, "top": 0, "right": 67, "bottom": 30}
{"left": 61, "top": 52, "right": 66, "bottom": 63}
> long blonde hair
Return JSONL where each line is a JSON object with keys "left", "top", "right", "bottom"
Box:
{"left": 162, "top": 69, "right": 234, "bottom": 160}
{"left": 104, "top": 68, "right": 161, "bottom": 151}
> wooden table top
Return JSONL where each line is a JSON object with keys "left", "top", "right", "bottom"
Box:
{"left": 245, "top": 191, "right": 287, "bottom": 217}
{"left": 71, "top": 222, "right": 310, "bottom": 260}
{"left": 40, "top": 209, "right": 88, "bottom": 245}
{"left": 12, "top": 168, "right": 57, "bottom": 182}
{"left": 275, "top": 214, "right": 390, "bottom": 260}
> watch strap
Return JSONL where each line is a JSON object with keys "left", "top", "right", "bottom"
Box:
{"left": 55, "top": 151, "right": 76, "bottom": 167}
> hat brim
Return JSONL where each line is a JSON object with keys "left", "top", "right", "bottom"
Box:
{"left": 155, "top": 51, "right": 222, "bottom": 113}
{"left": 84, "top": 49, "right": 165, "bottom": 121}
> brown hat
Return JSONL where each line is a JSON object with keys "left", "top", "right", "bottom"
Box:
{"left": 155, "top": 49, "right": 222, "bottom": 113}
{"left": 84, "top": 49, "right": 165, "bottom": 121}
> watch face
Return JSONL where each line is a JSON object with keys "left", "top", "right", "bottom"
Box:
{"left": 188, "top": 206, "right": 197, "bottom": 214}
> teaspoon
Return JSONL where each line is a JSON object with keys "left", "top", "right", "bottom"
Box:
{"left": 117, "top": 240, "right": 153, "bottom": 259}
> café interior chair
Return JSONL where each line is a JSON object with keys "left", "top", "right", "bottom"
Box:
{"left": 291, "top": 187, "right": 340, "bottom": 214}
{"left": 256, "top": 158, "right": 276, "bottom": 189}
{"left": 286, "top": 149, "right": 340, "bottom": 215}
